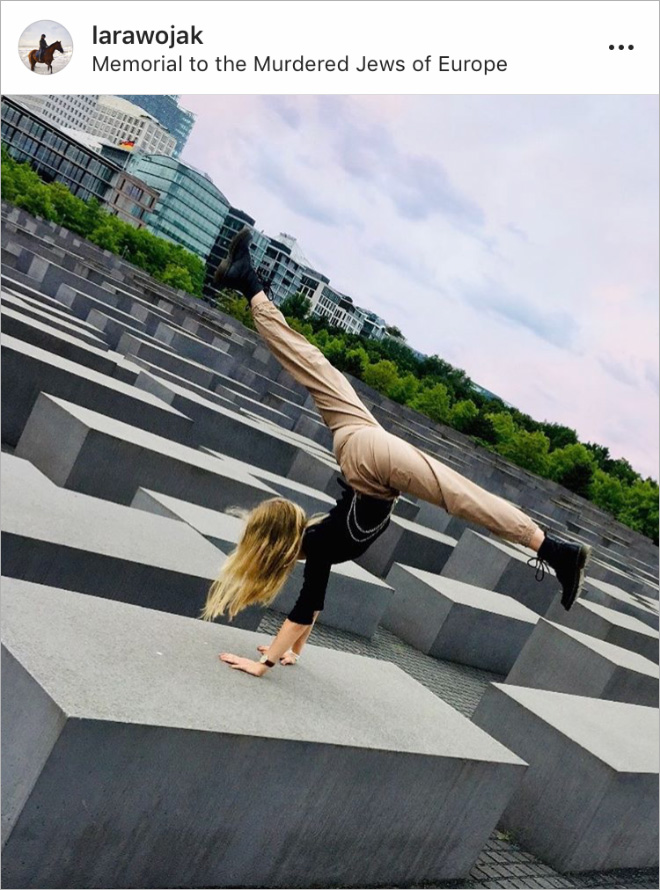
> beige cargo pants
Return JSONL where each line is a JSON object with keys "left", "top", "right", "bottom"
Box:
{"left": 251, "top": 294, "right": 540, "bottom": 547}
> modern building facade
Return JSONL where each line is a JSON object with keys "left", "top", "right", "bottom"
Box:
{"left": 8, "top": 94, "right": 99, "bottom": 131}
{"left": 1, "top": 96, "right": 158, "bottom": 228}
{"left": 126, "top": 153, "right": 230, "bottom": 258}
{"left": 204, "top": 208, "right": 270, "bottom": 294}
{"left": 118, "top": 95, "right": 195, "bottom": 158}
{"left": 86, "top": 96, "right": 176, "bottom": 156}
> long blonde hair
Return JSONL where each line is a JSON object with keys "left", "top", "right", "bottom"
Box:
{"left": 201, "top": 498, "right": 322, "bottom": 622}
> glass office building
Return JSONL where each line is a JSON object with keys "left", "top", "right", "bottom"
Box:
{"left": 126, "top": 154, "right": 230, "bottom": 258}
{"left": 1, "top": 96, "right": 158, "bottom": 227}
{"left": 204, "top": 208, "right": 271, "bottom": 295}
{"left": 118, "top": 95, "right": 195, "bottom": 158}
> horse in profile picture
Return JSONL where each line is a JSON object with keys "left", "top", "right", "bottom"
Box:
{"left": 28, "top": 40, "right": 64, "bottom": 74}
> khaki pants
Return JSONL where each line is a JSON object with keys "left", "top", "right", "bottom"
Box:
{"left": 251, "top": 294, "right": 540, "bottom": 547}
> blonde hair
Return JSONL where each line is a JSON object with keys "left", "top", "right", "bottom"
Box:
{"left": 201, "top": 498, "right": 323, "bottom": 622}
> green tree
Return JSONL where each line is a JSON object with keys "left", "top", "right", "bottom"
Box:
{"left": 487, "top": 411, "right": 517, "bottom": 446}
{"left": 388, "top": 372, "right": 420, "bottom": 404}
{"left": 589, "top": 469, "right": 626, "bottom": 517}
{"left": 619, "top": 479, "right": 659, "bottom": 543}
{"left": 548, "top": 443, "right": 597, "bottom": 497}
{"left": 280, "top": 292, "right": 311, "bottom": 320}
{"left": 411, "top": 382, "right": 451, "bottom": 423}
{"left": 160, "top": 263, "right": 194, "bottom": 292}
{"left": 498, "top": 429, "right": 551, "bottom": 475}
{"left": 539, "top": 422, "right": 579, "bottom": 450}
{"left": 363, "top": 359, "right": 400, "bottom": 394}
{"left": 449, "top": 399, "right": 479, "bottom": 432}
{"left": 584, "top": 442, "right": 611, "bottom": 470}
{"left": 603, "top": 456, "right": 638, "bottom": 487}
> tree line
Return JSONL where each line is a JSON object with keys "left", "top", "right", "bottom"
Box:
{"left": 1, "top": 146, "right": 205, "bottom": 295}
{"left": 2, "top": 146, "right": 657, "bottom": 542}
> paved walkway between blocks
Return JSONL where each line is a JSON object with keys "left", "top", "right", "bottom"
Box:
{"left": 253, "top": 610, "right": 659, "bottom": 890}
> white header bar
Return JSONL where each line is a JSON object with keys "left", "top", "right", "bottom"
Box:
{"left": 2, "top": 0, "right": 658, "bottom": 95}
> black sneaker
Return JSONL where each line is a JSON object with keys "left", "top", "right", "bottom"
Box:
{"left": 529, "top": 535, "right": 592, "bottom": 611}
{"left": 213, "top": 228, "right": 262, "bottom": 300}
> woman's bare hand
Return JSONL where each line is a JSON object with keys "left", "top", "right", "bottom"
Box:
{"left": 219, "top": 652, "right": 268, "bottom": 677}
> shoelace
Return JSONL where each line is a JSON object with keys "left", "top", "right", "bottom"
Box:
{"left": 527, "top": 556, "right": 549, "bottom": 582}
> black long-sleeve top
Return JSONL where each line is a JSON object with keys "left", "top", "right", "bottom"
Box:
{"left": 287, "top": 478, "right": 396, "bottom": 625}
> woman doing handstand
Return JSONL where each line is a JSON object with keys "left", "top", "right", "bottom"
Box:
{"left": 206, "top": 229, "right": 591, "bottom": 678}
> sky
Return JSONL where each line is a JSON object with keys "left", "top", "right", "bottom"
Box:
{"left": 180, "top": 94, "right": 659, "bottom": 481}
{"left": 19, "top": 21, "right": 72, "bottom": 48}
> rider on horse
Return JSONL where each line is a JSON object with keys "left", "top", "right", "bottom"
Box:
{"left": 37, "top": 34, "right": 47, "bottom": 62}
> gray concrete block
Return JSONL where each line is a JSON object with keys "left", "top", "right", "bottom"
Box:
{"left": 1, "top": 336, "right": 193, "bottom": 448}
{"left": 131, "top": 488, "right": 392, "bottom": 638}
{"left": 506, "top": 619, "right": 659, "bottom": 706}
{"left": 115, "top": 333, "right": 219, "bottom": 388}
{"left": 544, "top": 598, "right": 659, "bottom": 663}
{"left": 588, "top": 556, "right": 649, "bottom": 596}
{"left": 583, "top": 577, "right": 659, "bottom": 630}
{"left": 85, "top": 309, "right": 174, "bottom": 352}
{"left": 2, "top": 289, "right": 110, "bottom": 350}
{"left": 441, "top": 530, "right": 556, "bottom": 614}
{"left": 472, "top": 683, "right": 659, "bottom": 872}
{"left": 15, "top": 394, "right": 278, "bottom": 511}
{"left": 413, "top": 498, "right": 481, "bottom": 538}
{"left": 53, "top": 281, "right": 151, "bottom": 328}
{"left": 2, "top": 581, "right": 525, "bottom": 889}
{"left": 357, "top": 516, "right": 457, "bottom": 579}
{"left": 203, "top": 450, "right": 338, "bottom": 517}
{"left": 1, "top": 306, "right": 119, "bottom": 375}
{"left": 292, "top": 412, "right": 334, "bottom": 449}
{"left": 1, "top": 455, "right": 259, "bottom": 629}
{"left": 383, "top": 564, "right": 538, "bottom": 673}
{"left": 152, "top": 322, "right": 232, "bottom": 371}
{"left": 134, "top": 374, "right": 320, "bottom": 479}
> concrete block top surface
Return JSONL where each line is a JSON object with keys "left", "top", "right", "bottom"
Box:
{"left": 393, "top": 564, "right": 539, "bottom": 622}
{"left": 2, "top": 289, "right": 107, "bottom": 344}
{"left": 2, "top": 304, "right": 112, "bottom": 356}
{"left": 579, "top": 600, "right": 660, "bottom": 640}
{"left": 468, "top": 531, "right": 536, "bottom": 563}
{"left": 206, "top": 451, "right": 337, "bottom": 507}
{"left": 35, "top": 395, "right": 278, "bottom": 491}
{"left": 586, "top": 577, "right": 659, "bottom": 615}
{"left": 490, "top": 683, "right": 659, "bottom": 773}
{"left": 2, "top": 581, "right": 522, "bottom": 765}
{"left": 391, "top": 516, "right": 457, "bottom": 545}
{"left": 2, "top": 335, "right": 190, "bottom": 419}
{"left": 540, "top": 620, "right": 659, "bottom": 678}
{"left": 2, "top": 456, "right": 225, "bottom": 575}
{"left": 134, "top": 490, "right": 391, "bottom": 587}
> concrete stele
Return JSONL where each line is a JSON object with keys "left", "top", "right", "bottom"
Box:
{"left": 3, "top": 581, "right": 525, "bottom": 888}
{"left": 472, "top": 682, "right": 659, "bottom": 872}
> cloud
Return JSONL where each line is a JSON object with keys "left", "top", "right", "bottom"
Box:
{"left": 261, "top": 96, "right": 302, "bottom": 129}
{"left": 323, "top": 97, "right": 485, "bottom": 229}
{"left": 506, "top": 222, "right": 529, "bottom": 242}
{"left": 253, "top": 151, "right": 343, "bottom": 227}
{"left": 645, "top": 361, "right": 659, "bottom": 394}
{"left": 599, "top": 356, "right": 639, "bottom": 388}
{"left": 367, "top": 241, "right": 443, "bottom": 291}
{"left": 456, "top": 277, "right": 580, "bottom": 350}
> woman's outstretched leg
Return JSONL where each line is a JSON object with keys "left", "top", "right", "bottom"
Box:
{"left": 357, "top": 425, "right": 591, "bottom": 609}
{"left": 215, "top": 229, "right": 380, "bottom": 440}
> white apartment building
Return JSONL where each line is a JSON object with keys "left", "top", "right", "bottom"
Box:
{"left": 8, "top": 94, "right": 99, "bottom": 130}
{"left": 86, "top": 96, "right": 176, "bottom": 156}
{"left": 312, "top": 286, "right": 366, "bottom": 334}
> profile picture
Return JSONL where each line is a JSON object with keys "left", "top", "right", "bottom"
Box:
{"left": 18, "top": 20, "right": 72, "bottom": 75}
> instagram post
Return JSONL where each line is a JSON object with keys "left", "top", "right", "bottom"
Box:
{"left": 1, "top": 2, "right": 658, "bottom": 889}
